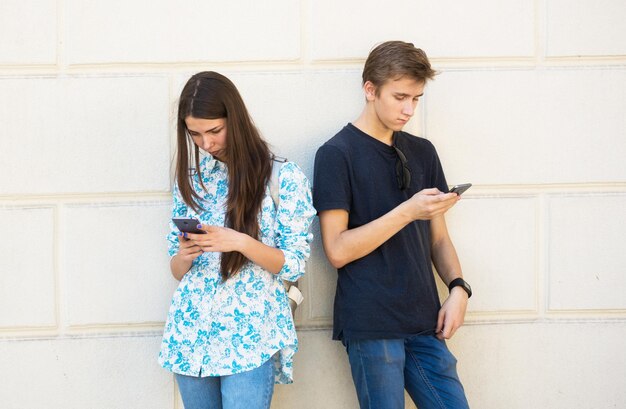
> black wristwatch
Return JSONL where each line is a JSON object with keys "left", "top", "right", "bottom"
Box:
{"left": 448, "top": 278, "right": 472, "bottom": 298}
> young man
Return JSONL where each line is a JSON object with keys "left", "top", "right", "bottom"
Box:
{"left": 313, "top": 41, "right": 471, "bottom": 409}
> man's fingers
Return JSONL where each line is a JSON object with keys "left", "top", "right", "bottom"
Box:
{"left": 436, "top": 310, "right": 445, "bottom": 333}
{"left": 419, "top": 187, "right": 442, "bottom": 195}
{"left": 437, "top": 311, "right": 460, "bottom": 340}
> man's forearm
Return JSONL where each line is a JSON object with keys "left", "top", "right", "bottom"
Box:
{"left": 321, "top": 204, "right": 414, "bottom": 268}
{"left": 430, "top": 215, "right": 463, "bottom": 285}
{"left": 432, "top": 240, "right": 463, "bottom": 284}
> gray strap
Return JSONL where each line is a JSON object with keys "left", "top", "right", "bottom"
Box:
{"left": 269, "top": 155, "right": 301, "bottom": 311}
{"left": 269, "top": 155, "right": 287, "bottom": 208}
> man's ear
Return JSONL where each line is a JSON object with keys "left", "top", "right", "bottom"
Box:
{"left": 363, "top": 81, "right": 377, "bottom": 101}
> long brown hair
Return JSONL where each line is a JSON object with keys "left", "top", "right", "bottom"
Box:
{"left": 175, "top": 71, "right": 272, "bottom": 280}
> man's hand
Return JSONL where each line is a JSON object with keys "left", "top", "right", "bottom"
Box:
{"left": 436, "top": 287, "right": 468, "bottom": 340}
{"left": 403, "top": 188, "right": 460, "bottom": 221}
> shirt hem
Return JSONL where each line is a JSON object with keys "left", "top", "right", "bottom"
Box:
{"left": 158, "top": 342, "right": 297, "bottom": 385}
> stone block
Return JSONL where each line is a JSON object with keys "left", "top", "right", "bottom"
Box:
{"left": 0, "top": 76, "right": 170, "bottom": 195}
{"left": 448, "top": 322, "right": 626, "bottom": 408}
{"left": 547, "top": 194, "right": 626, "bottom": 311}
{"left": 0, "top": 336, "right": 172, "bottom": 409}
{"left": 426, "top": 68, "right": 626, "bottom": 184}
{"left": 272, "top": 329, "right": 359, "bottom": 408}
{"left": 446, "top": 196, "right": 538, "bottom": 313}
{"left": 310, "top": 0, "right": 534, "bottom": 60}
{"left": 0, "top": 206, "right": 56, "bottom": 328}
{"left": 65, "top": 0, "right": 300, "bottom": 64}
{"left": 62, "top": 201, "right": 176, "bottom": 326}
{"left": 546, "top": 0, "right": 626, "bottom": 57}
{"left": 0, "top": 0, "right": 57, "bottom": 64}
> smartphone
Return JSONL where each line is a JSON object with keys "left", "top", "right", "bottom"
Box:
{"left": 449, "top": 183, "right": 472, "bottom": 196}
{"left": 172, "top": 217, "right": 206, "bottom": 234}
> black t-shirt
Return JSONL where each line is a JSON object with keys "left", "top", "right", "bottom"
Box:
{"left": 313, "top": 123, "right": 449, "bottom": 340}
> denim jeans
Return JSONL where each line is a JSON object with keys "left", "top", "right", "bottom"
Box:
{"left": 174, "top": 358, "right": 274, "bottom": 409}
{"left": 344, "top": 333, "right": 469, "bottom": 409}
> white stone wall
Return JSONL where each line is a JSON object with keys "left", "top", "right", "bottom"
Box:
{"left": 1, "top": 1, "right": 625, "bottom": 408}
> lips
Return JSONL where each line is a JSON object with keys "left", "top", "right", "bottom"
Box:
{"left": 209, "top": 150, "right": 225, "bottom": 159}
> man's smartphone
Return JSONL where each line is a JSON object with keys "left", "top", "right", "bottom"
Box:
{"left": 449, "top": 183, "right": 472, "bottom": 196}
{"left": 172, "top": 217, "right": 206, "bottom": 234}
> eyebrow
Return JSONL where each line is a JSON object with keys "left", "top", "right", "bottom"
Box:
{"left": 188, "top": 125, "right": 223, "bottom": 134}
{"left": 394, "top": 92, "right": 424, "bottom": 98}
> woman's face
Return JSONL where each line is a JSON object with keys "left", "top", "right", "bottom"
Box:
{"left": 185, "top": 116, "right": 228, "bottom": 160}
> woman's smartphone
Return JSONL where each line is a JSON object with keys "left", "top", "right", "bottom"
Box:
{"left": 449, "top": 183, "right": 472, "bottom": 195}
{"left": 172, "top": 217, "right": 206, "bottom": 234}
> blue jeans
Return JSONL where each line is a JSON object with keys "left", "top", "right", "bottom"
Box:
{"left": 174, "top": 358, "right": 274, "bottom": 409}
{"left": 344, "top": 333, "right": 469, "bottom": 409}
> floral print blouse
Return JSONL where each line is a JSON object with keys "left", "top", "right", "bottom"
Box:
{"left": 158, "top": 156, "right": 315, "bottom": 384}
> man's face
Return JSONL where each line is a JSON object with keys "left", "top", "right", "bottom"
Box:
{"left": 369, "top": 76, "right": 425, "bottom": 132}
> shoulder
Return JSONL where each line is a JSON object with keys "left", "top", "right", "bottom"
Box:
{"left": 317, "top": 125, "right": 355, "bottom": 153}
{"left": 397, "top": 131, "right": 439, "bottom": 156}
{"left": 316, "top": 129, "right": 362, "bottom": 168}
{"left": 278, "top": 160, "right": 303, "bottom": 176}
{"left": 277, "top": 160, "right": 310, "bottom": 186}
{"left": 397, "top": 131, "right": 436, "bottom": 149}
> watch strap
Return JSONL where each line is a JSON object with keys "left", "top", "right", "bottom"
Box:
{"left": 448, "top": 277, "right": 472, "bottom": 298}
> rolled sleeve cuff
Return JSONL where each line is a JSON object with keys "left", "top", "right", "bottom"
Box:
{"left": 276, "top": 232, "right": 313, "bottom": 282}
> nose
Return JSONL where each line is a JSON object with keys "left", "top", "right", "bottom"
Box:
{"left": 402, "top": 100, "right": 415, "bottom": 117}
{"left": 200, "top": 134, "right": 214, "bottom": 151}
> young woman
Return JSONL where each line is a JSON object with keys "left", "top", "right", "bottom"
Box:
{"left": 158, "top": 71, "right": 315, "bottom": 409}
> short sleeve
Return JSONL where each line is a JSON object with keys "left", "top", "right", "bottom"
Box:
{"left": 273, "top": 162, "right": 316, "bottom": 282}
{"left": 313, "top": 144, "right": 352, "bottom": 213}
{"left": 426, "top": 140, "right": 449, "bottom": 193}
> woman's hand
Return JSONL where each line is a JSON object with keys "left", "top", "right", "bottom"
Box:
{"left": 188, "top": 224, "right": 286, "bottom": 274}
{"left": 187, "top": 225, "right": 245, "bottom": 253}
{"left": 176, "top": 233, "right": 203, "bottom": 261}
{"left": 170, "top": 233, "right": 203, "bottom": 281}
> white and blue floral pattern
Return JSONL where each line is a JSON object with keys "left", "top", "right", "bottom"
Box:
{"left": 158, "top": 156, "right": 315, "bottom": 384}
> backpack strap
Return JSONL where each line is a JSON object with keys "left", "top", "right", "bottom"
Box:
{"left": 269, "top": 155, "right": 303, "bottom": 313}
{"left": 269, "top": 155, "right": 287, "bottom": 208}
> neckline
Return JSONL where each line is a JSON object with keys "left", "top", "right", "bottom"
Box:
{"left": 346, "top": 123, "right": 399, "bottom": 153}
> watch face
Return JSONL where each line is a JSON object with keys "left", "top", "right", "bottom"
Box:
{"left": 462, "top": 280, "right": 472, "bottom": 297}
{"left": 450, "top": 278, "right": 472, "bottom": 298}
